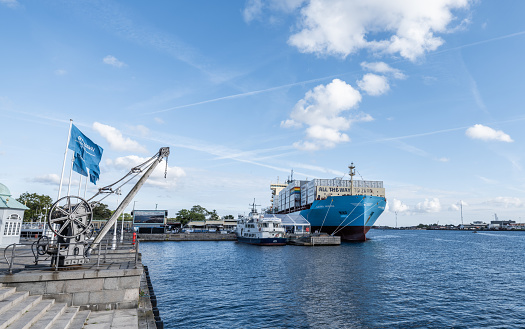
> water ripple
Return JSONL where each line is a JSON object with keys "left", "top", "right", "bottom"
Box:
{"left": 141, "top": 230, "right": 525, "bottom": 328}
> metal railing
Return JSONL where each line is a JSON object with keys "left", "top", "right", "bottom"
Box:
{"left": 1, "top": 236, "right": 140, "bottom": 274}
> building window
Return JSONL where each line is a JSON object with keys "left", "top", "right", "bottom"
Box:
{"left": 8, "top": 222, "right": 13, "bottom": 235}
{"left": 4, "top": 222, "right": 8, "bottom": 235}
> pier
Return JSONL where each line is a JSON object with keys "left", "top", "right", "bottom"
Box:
{"left": 288, "top": 233, "right": 341, "bottom": 246}
{"left": 0, "top": 237, "right": 157, "bottom": 328}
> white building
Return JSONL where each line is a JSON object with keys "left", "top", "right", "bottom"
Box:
{"left": 0, "top": 182, "right": 28, "bottom": 247}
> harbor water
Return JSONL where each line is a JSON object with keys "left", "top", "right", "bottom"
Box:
{"left": 140, "top": 230, "right": 525, "bottom": 328}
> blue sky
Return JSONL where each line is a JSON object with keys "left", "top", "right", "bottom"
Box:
{"left": 2, "top": 0, "right": 525, "bottom": 226}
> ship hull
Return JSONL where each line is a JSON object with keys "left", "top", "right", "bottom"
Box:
{"left": 237, "top": 236, "right": 287, "bottom": 246}
{"left": 299, "top": 195, "right": 386, "bottom": 241}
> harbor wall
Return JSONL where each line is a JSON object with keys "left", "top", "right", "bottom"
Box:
{"left": 138, "top": 233, "right": 237, "bottom": 241}
{"left": 0, "top": 265, "right": 142, "bottom": 311}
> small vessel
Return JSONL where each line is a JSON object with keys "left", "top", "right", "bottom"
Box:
{"left": 236, "top": 201, "right": 287, "bottom": 246}
{"left": 270, "top": 163, "right": 386, "bottom": 241}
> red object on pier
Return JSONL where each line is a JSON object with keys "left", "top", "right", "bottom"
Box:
{"left": 132, "top": 232, "right": 136, "bottom": 245}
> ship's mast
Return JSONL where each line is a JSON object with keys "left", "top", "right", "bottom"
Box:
{"left": 349, "top": 162, "right": 355, "bottom": 196}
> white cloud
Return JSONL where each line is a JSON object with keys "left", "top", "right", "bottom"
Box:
{"left": 106, "top": 155, "right": 186, "bottom": 189}
{"left": 478, "top": 176, "right": 497, "bottom": 184}
{"left": 465, "top": 124, "right": 513, "bottom": 142}
{"left": 243, "top": 0, "right": 263, "bottom": 23}
{"left": 449, "top": 200, "right": 468, "bottom": 211}
{"left": 54, "top": 69, "right": 67, "bottom": 76}
{"left": 154, "top": 117, "right": 165, "bottom": 124}
{"left": 287, "top": 0, "right": 471, "bottom": 61}
{"left": 0, "top": 0, "right": 18, "bottom": 8}
{"left": 437, "top": 157, "right": 450, "bottom": 162}
{"left": 360, "top": 62, "right": 407, "bottom": 80}
{"left": 414, "top": 198, "right": 441, "bottom": 213}
{"left": 357, "top": 73, "right": 390, "bottom": 96}
{"left": 129, "top": 124, "right": 149, "bottom": 137}
{"left": 282, "top": 79, "right": 367, "bottom": 150}
{"left": 389, "top": 198, "right": 409, "bottom": 213}
{"left": 103, "top": 55, "right": 126, "bottom": 68}
{"left": 32, "top": 174, "right": 60, "bottom": 185}
{"left": 93, "top": 122, "right": 148, "bottom": 153}
{"left": 485, "top": 197, "right": 525, "bottom": 208}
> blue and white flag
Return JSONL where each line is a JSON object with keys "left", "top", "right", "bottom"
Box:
{"left": 72, "top": 153, "right": 88, "bottom": 177}
{"left": 68, "top": 124, "right": 103, "bottom": 183}
{"left": 89, "top": 169, "right": 100, "bottom": 185}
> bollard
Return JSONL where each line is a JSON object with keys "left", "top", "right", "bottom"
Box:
{"left": 132, "top": 232, "right": 136, "bottom": 245}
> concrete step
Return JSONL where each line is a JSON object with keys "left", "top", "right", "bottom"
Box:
{"left": 0, "top": 286, "right": 16, "bottom": 301}
{"left": 29, "top": 303, "right": 67, "bottom": 329}
{"left": 48, "top": 306, "right": 79, "bottom": 329}
{"left": 83, "top": 310, "right": 113, "bottom": 329}
{"left": 8, "top": 299, "right": 54, "bottom": 329}
{"left": 68, "top": 310, "right": 90, "bottom": 329}
{"left": 0, "top": 291, "right": 29, "bottom": 314}
{"left": 0, "top": 295, "right": 42, "bottom": 329}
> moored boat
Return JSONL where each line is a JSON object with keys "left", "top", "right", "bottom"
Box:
{"left": 236, "top": 202, "right": 287, "bottom": 246}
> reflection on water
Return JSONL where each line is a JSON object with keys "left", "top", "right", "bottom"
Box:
{"left": 141, "top": 230, "right": 525, "bottom": 328}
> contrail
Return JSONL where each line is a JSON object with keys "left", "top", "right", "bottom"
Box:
{"left": 144, "top": 73, "right": 347, "bottom": 115}
{"left": 144, "top": 30, "right": 525, "bottom": 116}
{"left": 369, "top": 116, "right": 525, "bottom": 143}
{"left": 433, "top": 30, "right": 525, "bottom": 55}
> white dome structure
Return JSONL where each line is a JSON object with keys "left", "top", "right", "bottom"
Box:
{"left": 0, "top": 182, "right": 28, "bottom": 247}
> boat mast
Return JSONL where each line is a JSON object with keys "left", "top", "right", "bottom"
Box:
{"left": 349, "top": 162, "right": 355, "bottom": 196}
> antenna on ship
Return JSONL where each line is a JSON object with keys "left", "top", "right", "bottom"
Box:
{"left": 249, "top": 198, "right": 261, "bottom": 214}
{"left": 349, "top": 162, "right": 355, "bottom": 196}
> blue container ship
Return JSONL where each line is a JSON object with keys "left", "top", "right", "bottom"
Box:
{"left": 270, "top": 163, "right": 386, "bottom": 241}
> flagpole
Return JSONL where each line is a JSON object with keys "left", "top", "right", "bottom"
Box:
{"left": 84, "top": 168, "right": 88, "bottom": 199}
{"left": 66, "top": 156, "right": 74, "bottom": 197}
{"left": 78, "top": 175, "right": 82, "bottom": 196}
{"left": 58, "top": 119, "right": 73, "bottom": 201}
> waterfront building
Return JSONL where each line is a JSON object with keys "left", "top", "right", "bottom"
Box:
{"left": 185, "top": 219, "right": 238, "bottom": 233}
{"left": 489, "top": 220, "right": 516, "bottom": 229}
{"left": 0, "top": 182, "right": 29, "bottom": 247}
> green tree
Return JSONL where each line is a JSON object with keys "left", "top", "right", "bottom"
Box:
{"left": 223, "top": 214, "right": 234, "bottom": 219}
{"left": 92, "top": 203, "right": 112, "bottom": 220}
{"left": 176, "top": 205, "right": 213, "bottom": 225}
{"left": 209, "top": 209, "right": 219, "bottom": 220}
{"left": 109, "top": 211, "right": 133, "bottom": 221}
{"left": 175, "top": 209, "right": 192, "bottom": 225}
{"left": 16, "top": 192, "right": 53, "bottom": 221}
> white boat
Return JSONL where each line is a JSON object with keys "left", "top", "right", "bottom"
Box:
{"left": 236, "top": 202, "right": 287, "bottom": 246}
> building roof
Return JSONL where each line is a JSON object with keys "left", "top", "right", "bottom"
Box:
{"left": 0, "top": 183, "right": 10, "bottom": 197}
{"left": 0, "top": 182, "right": 29, "bottom": 210}
{"left": 267, "top": 213, "right": 310, "bottom": 226}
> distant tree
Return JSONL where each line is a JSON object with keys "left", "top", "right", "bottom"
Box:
{"left": 209, "top": 209, "right": 219, "bottom": 220}
{"left": 109, "top": 211, "right": 133, "bottom": 221}
{"left": 176, "top": 205, "right": 219, "bottom": 225}
{"left": 190, "top": 205, "right": 207, "bottom": 219}
{"left": 223, "top": 215, "right": 234, "bottom": 219}
{"left": 16, "top": 192, "right": 53, "bottom": 221}
{"left": 175, "top": 209, "right": 192, "bottom": 225}
{"left": 92, "top": 203, "right": 112, "bottom": 220}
